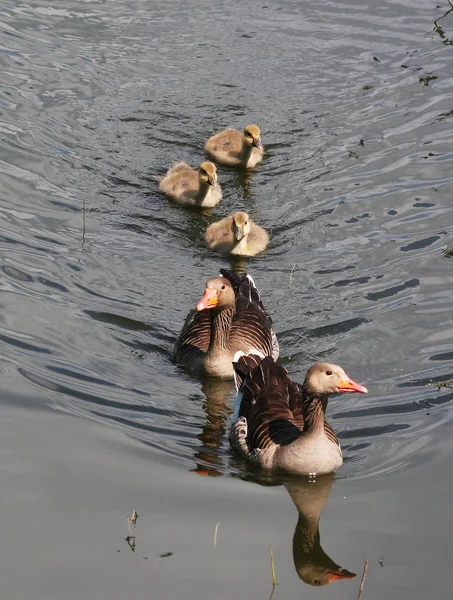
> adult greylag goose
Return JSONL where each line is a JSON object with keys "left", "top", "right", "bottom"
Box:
{"left": 285, "top": 476, "right": 356, "bottom": 586}
{"left": 158, "top": 161, "right": 222, "bottom": 207}
{"left": 174, "top": 270, "right": 278, "bottom": 378}
{"left": 204, "top": 124, "right": 263, "bottom": 169}
{"left": 205, "top": 211, "right": 269, "bottom": 256}
{"left": 230, "top": 356, "right": 367, "bottom": 475}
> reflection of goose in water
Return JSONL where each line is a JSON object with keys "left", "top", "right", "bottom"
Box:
{"left": 190, "top": 377, "right": 234, "bottom": 477}
{"left": 284, "top": 475, "right": 356, "bottom": 586}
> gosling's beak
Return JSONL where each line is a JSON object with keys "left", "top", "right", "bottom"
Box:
{"left": 196, "top": 288, "right": 219, "bottom": 311}
{"left": 208, "top": 176, "right": 216, "bottom": 186}
{"left": 252, "top": 137, "right": 262, "bottom": 149}
{"left": 327, "top": 568, "right": 357, "bottom": 583}
{"left": 337, "top": 373, "right": 368, "bottom": 394}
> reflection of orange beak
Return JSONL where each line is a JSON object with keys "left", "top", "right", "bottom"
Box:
{"left": 337, "top": 373, "right": 368, "bottom": 394}
{"left": 196, "top": 288, "right": 218, "bottom": 311}
{"left": 327, "top": 568, "right": 356, "bottom": 582}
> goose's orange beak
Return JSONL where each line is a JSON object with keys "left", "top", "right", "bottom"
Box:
{"left": 196, "top": 288, "right": 218, "bottom": 311}
{"left": 337, "top": 373, "right": 368, "bottom": 394}
{"left": 327, "top": 568, "right": 356, "bottom": 582}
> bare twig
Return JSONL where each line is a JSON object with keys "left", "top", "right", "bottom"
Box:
{"left": 213, "top": 522, "right": 222, "bottom": 548}
{"left": 357, "top": 560, "right": 368, "bottom": 600}
{"left": 270, "top": 549, "right": 277, "bottom": 587}
{"left": 289, "top": 264, "right": 297, "bottom": 285}
{"left": 127, "top": 509, "right": 139, "bottom": 536}
{"left": 434, "top": 0, "right": 453, "bottom": 32}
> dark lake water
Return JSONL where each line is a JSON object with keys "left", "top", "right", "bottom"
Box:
{"left": 1, "top": 0, "right": 453, "bottom": 597}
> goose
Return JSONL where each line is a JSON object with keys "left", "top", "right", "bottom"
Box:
{"left": 285, "top": 476, "right": 356, "bottom": 586}
{"left": 205, "top": 211, "right": 269, "bottom": 256}
{"left": 158, "top": 161, "right": 222, "bottom": 207}
{"left": 230, "top": 355, "right": 367, "bottom": 475}
{"left": 204, "top": 124, "right": 263, "bottom": 169}
{"left": 174, "top": 270, "right": 278, "bottom": 378}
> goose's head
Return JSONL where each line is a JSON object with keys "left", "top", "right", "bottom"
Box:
{"left": 304, "top": 363, "right": 368, "bottom": 396}
{"left": 198, "top": 161, "right": 218, "bottom": 187}
{"left": 196, "top": 277, "right": 235, "bottom": 311}
{"left": 232, "top": 211, "right": 251, "bottom": 241}
{"left": 300, "top": 564, "right": 356, "bottom": 587}
{"left": 243, "top": 124, "right": 262, "bottom": 150}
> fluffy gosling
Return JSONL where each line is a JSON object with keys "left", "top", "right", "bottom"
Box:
{"left": 159, "top": 161, "right": 222, "bottom": 207}
{"left": 204, "top": 124, "right": 263, "bottom": 169}
{"left": 205, "top": 211, "right": 269, "bottom": 256}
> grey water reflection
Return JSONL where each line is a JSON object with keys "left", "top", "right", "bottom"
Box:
{"left": 284, "top": 476, "right": 356, "bottom": 587}
{"left": 190, "top": 377, "right": 233, "bottom": 477}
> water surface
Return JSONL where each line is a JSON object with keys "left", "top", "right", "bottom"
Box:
{"left": 1, "top": 0, "right": 453, "bottom": 597}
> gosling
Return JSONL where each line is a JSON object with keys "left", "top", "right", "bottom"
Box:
{"left": 204, "top": 124, "right": 263, "bottom": 169}
{"left": 158, "top": 161, "right": 222, "bottom": 207}
{"left": 205, "top": 211, "right": 269, "bottom": 256}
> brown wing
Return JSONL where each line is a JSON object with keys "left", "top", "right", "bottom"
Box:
{"left": 221, "top": 270, "right": 279, "bottom": 359}
{"left": 174, "top": 309, "right": 210, "bottom": 362}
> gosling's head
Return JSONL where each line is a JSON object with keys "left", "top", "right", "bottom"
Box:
{"left": 232, "top": 211, "right": 251, "bottom": 241}
{"left": 243, "top": 124, "right": 262, "bottom": 150}
{"left": 198, "top": 161, "right": 217, "bottom": 187}
{"left": 304, "top": 363, "right": 368, "bottom": 396}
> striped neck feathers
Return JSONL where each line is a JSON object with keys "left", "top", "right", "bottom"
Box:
{"left": 208, "top": 305, "right": 235, "bottom": 354}
{"left": 301, "top": 389, "right": 329, "bottom": 435}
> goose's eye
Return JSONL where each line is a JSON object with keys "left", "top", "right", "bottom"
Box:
{"left": 244, "top": 221, "right": 248, "bottom": 225}
{"left": 200, "top": 170, "right": 206, "bottom": 176}
{"left": 313, "top": 580, "right": 321, "bottom": 586}
{"left": 220, "top": 284, "right": 226, "bottom": 290}
{"left": 326, "top": 370, "right": 332, "bottom": 376}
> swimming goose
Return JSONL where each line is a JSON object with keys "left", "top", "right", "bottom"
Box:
{"left": 158, "top": 161, "right": 222, "bottom": 207}
{"left": 174, "top": 270, "right": 278, "bottom": 378}
{"left": 230, "top": 356, "right": 367, "bottom": 475}
{"left": 204, "top": 124, "right": 263, "bottom": 169}
{"left": 285, "top": 476, "right": 356, "bottom": 586}
{"left": 205, "top": 211, "right": 269, "bottom": 256}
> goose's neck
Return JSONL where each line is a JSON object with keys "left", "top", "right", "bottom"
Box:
{"left": 195, "top": 180, "right": 212, "bottom": 203}
{"left": 232, "top": 233, "right": 250, "bottom": 253}
{"left": 301, "top": 389, "right": 328, "bottom": 435}
{"left": 294, "top": 510, "right": 320, "bottom": 553}
{"left": 240, "top": 142, "right": 254, "bottom": 165}
{"left": 208, "top": 305, "right": 234, "bottom": 355}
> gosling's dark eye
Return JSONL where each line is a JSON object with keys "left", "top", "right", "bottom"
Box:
{"left": 326, "top": 370, "right": 332, "bottom": 376}
{"left": 200, "top": 170, "right": 206, "bottom": 176}
{"left": 244, "top": 221, "right": 248, "bottom": 225}
{"left": 220, "top": 284, "right": 226, "bottom": 290}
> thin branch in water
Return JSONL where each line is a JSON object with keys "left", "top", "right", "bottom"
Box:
{"left": 82, "top": 196, "right": 86, "bottom": 253}
{"left": 213, "top": 522, "right": 222, "bottom": 548}
{"left": 125, "top": 509, "right": 139, "bottom": 551}
{"left": 357, "top": 559, "right": 368, "bottom": 600}
{"left": 289, "top": 264, "right": 297, "bottom": 285}
{"left": 270, "top": 549, "right": 277, "bottom": 587}
{"left": 433, "top": 0, "right": 453, "bottom": 39}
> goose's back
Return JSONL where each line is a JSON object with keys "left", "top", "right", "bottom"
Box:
{"left": 159, "top": 162, "right": 198, "bottom": 200}
{"left": 205, "top": 128, "right": 242, "bottom": 154}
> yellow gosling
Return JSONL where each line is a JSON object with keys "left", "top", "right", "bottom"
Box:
{"left": 159, "top": 161, "right": 222, "bottom": 207}
{"left": 205, "top": 124, "right": 263, "bottom": 169}
{"left": 205, "top": 211, "right": 269, "bottom": 256}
